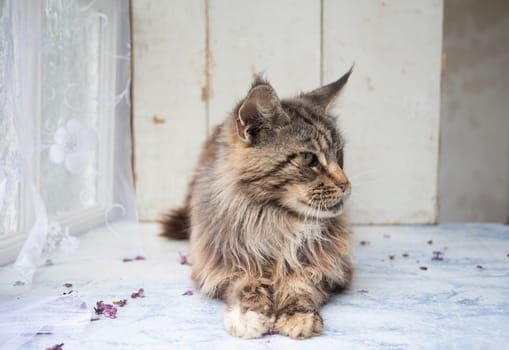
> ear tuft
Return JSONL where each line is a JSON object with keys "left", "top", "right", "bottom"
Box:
{"left": 301, "top": 65, "right": 353, "bottom": 112}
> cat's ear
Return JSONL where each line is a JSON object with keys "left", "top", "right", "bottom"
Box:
{"left": 236, "top": 83, "right": 282, "bottom": 143}
{"left": 301, "top": 65, "right": 353, "bottom": 113}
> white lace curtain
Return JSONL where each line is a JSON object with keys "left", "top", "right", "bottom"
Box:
{"left": 0, "top": 0, "right": 141, "bottom": 293}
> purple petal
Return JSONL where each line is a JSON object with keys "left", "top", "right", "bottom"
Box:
{"left": 182, "top": 290, "right": 194, "bottom": 296}
{"left": 103, "top": 307, "right": 118, "bottom": 319}
{"left": 177, "top": 252, "right": 188, "bottom": 265}
{"left": 431, "top": 251, "right": 444, "bottom": 261}
{"left": 131, "top": 288, "right": 145, "bottom": 298}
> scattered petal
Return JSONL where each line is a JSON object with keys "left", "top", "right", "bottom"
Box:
{"left": 94, "top": 301, "right": 105, "bottom": 315}
{"left": 13, "top": 280, "right": 24, "bottom": 286}
{"left": 266, "top": 328, "right": 277, "bottom": 335}
{"left": 402, "top": 253, "right": 409, "bottom": 257}
{"left": 427, "top": 240, "right": 433, "bottom": 245}
{"left": 177, "top": 252, "right": 188, "bottom": 265}
{"left": 46, "top": 343, "right": 64, "bottom": 350}
{"left": 182, "top": 290, "right": 194, "bottom": 296}
{"left": 113, "top": 299, "right": 127, "bottom": 307}
{"left": 123, "top": 256, "right": 146, "bottom": 262}
{"left": 131, "top": 288, "right": 145, "bottom": 298}
{"left": 63, "top": 283, "right": 73, "bottom": 288}
{"left": 476, "top": 265, "right": 483, "bottom": 269}
{"left": 94, "top": 301, "right": 117, "bottom": 319}
{"left": 389, "top": 255, "right": 395, "bottom": 260}
{"left": 357, "top": 289, "right": 369, "bottom": 293}
{"left": 103, "top": 306, "right": 118, "bottom": 319}
{"left": 419, "top": 266, "right": 428, "bottom": 271}
{"left": 431, "top": 251, "right": 444, "bottom": 261}
{"left": 360, "top": 240, "right": 370, "bottom": 246}
{"left": 62, "top": 290, "right": 73, "bottom": 295}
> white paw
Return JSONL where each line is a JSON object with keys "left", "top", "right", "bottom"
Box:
{"left": 224, "top": 303, "right": 275, "bottom": 339}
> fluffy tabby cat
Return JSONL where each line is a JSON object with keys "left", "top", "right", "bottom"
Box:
{"left": 161, "top": 68, "right": 353, "bottom": 339}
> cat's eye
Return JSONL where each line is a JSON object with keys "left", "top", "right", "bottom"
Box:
{"left": 301, "top": 152, "right": 319, "bottom": 167}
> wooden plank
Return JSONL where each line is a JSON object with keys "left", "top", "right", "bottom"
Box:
{"left": 208, "top": 0, "right": 321, "bottom": 128}
{"left": 132, "top": 0, "right": 207, "bottom": 221}
{"left": 323, "top": 0, "right": 443, "bottom": 223}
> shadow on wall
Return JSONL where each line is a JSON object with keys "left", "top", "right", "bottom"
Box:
{"left": 439, "top": 0, "right": 509, "bottom": 223}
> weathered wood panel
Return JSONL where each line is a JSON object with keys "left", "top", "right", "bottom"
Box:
{"left": 323, "top": 0, "right": 443, "bottom": 223}
{"left": 207, "top": 0, "right": 321, "bottom": 128}
{"left": 132, "top": 0, "right": 207, "bottom": 220}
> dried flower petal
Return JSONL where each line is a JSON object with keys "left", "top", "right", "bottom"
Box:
{"left": 94, "top": 301, "right": 105, "bottom": 315}
{"left": 402, "top": 253, "right": 409, "bottom": 257}
{"left": 103, "top": 306, "right": 118, "bottom": 319}
{"left": 45, "top": 343, "right": 64, "bottom": 350}
{"left": 389, "top": 255, "right": 395, "bottom": 260}
{"left": 113, "top": 299, "right": 127, "bottom": 307}
{"left": 476, "top": 265, "right": 483, "bottom": 269}
{"left": 177, "top": 252, "right": 188, "bottom": 265}
{"left": 124, "top": 256, "right": 146, "bottom": 262}
{"left": 419, "top": 266, "right": 428, "bottom": 271}
{"left": 360, "top": 240, "right": 369, "bottom": 246}
{"left": 266, "top": 328, "right": 277, "bottom": 335}
{"left": 431, "top": 251, "right": 444, "bottom": 261}
{"left": 182, "top": 290, "right": 194, "bottom": 296}
{"left": 427, "top": 240, "right": 433, "bottom": 245}
{"left": 131, "top": 288, "right": 145, "bottom": 298}
{"left": 63, "top": 283, "right": 73, "bottom": 288}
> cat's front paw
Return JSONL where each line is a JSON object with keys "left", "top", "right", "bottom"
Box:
{"left": 224, "top": 303, "right": 275, "bottom": 339}
{"left": 275, "top": 311, "right": 323, "bottom": 339}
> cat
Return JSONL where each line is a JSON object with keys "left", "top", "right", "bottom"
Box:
{"left": 161, "top": 68, "right": 353, "bottom": 339}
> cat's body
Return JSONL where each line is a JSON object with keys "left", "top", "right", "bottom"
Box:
{"left": 162, "top": 69, "right": 353, "bottom": 339}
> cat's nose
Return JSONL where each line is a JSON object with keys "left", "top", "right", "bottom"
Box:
{"left": 337, "top": 181, "right": 350, "bottom": 193}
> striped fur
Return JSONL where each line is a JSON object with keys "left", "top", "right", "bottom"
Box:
{"left": 162, "top": 69, "right": 353, "bottom": 339}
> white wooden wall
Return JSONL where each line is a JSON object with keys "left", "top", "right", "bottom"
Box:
{"left": 133, "top": 0, "right": 443, "bottom": 224}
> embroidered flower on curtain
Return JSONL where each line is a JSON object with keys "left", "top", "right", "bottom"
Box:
{"left": 49, "top": 119, "right": 98, "bottom": 174}
{"left": 43, "top": 220, "right": 79, "bottom": 254}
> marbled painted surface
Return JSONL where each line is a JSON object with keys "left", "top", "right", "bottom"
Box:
{"left": 12, "top": 224, "right": 509, "bottom": 349}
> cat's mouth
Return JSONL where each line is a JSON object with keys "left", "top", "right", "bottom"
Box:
{"left": 292, "top": 198, "right": 344, "bottom": 218}
{"left": 326, "top": 200, "right": 344, "bottom": 212}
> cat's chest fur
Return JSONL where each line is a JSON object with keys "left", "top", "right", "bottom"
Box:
{"left": 296, "top": 223, "right": 324, "bottom": 241}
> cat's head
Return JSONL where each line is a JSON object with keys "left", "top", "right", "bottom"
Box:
{"left": 228, "top": 68, "right": 353, "bottom": 219}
